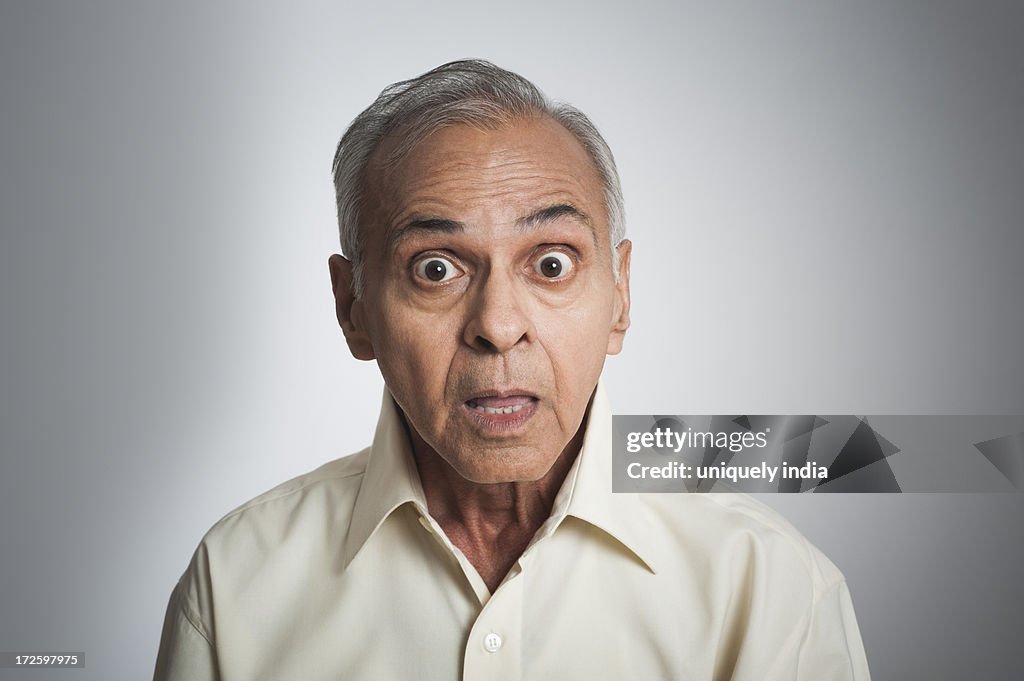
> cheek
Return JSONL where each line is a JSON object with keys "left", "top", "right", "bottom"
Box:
{"left": 536, "top": 293, "right": 615, "bottom": 384}
{"left": 372, "top": 303, "right": 460, "bottom": 390}
{"left": 547, "top": 289, "right": 615, "bottom": 348}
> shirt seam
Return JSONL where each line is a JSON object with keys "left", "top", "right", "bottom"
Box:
{"left": 789, "top": 577, "right": 847, "bottom": 679}
{"left": 174, "top": 583, "right": 215, "bottom": 648}
{"left": 218, "top": 465, "right": 367, "bottom": 525}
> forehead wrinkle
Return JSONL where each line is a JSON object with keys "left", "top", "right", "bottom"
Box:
{"left": 381, "top": 185, "right": 602, "bottom": 255}
{"left": 399, "top": 170, "right": 593, "bottom": 209}
{"left": 395, "top": 150, "right": 537, "bottom": 188}
{"left": 393, "top": 187, "right": 586, "bottom": 232}
{"left": 399, "top": 141, "right": 589, "bottom": 186}
{"left": 387, "top": 169, "right": 591, "bottom": 226}
{"left": 373, "top": 124, "right": 607, "bottom": 252}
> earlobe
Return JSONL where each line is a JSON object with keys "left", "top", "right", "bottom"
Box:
{"left": 328, "top": 254, "right": 376, "bottom": 361}
{"left": 606, "top": 240, "right": 632, "bottom": 356}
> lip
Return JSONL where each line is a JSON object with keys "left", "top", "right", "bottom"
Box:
{"left": 462, "top": 390, "right": 539, "bottom": 432}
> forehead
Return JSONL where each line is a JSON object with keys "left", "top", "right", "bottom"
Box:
{"left": 362, "top": 116, "right": 608, "bottom": 246}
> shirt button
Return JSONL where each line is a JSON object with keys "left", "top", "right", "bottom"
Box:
{"left": 483, "top": 632, "right": 503, "bottom": 653}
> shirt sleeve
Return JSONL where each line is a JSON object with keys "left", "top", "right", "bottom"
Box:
{"left": 153, "top": 577, "right": 220, "bottom": 681}
{"left": 793, "top": 579, "right": 871, "bottom": 680}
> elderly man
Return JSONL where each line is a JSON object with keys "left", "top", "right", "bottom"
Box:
{"left": 154, "top": 60, "right": 871, "bottom": 680}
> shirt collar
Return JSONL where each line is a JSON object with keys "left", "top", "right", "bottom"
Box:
{"left": 341, "top": 388, "right": 427, "bottom": 571}
{"left": 341, "top": 380, "right": 658, "bottom": 574}
{"left": 556, "top": 382, "right": 659, "bottom": 573}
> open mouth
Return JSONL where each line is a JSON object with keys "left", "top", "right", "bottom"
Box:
{"left": 462, "top": 393, "right": 539, "bottom": 430}
{"left": 465, "top": 395, "right": 536, "bottom": 415}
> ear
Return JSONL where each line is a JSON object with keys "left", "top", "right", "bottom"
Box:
{"left": 328, "top": 254, "right": 376, "bottom": 361}
{"left": 606, "top": 239, "right": 632, "bottom": 356}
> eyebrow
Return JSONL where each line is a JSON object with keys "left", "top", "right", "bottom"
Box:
{"left": 390, "top": 203, "right": 596, "bottom": 248}
{"left": 517, "top": 203, "right": 596, "bottom": 243}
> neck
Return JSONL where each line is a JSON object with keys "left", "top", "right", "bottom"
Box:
{"left": 404, "top": 421, "right": 586, "bottom": 593}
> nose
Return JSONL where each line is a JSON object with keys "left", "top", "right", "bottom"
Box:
{"left": 462, "top": 269, "right": 534, "bottom": 353}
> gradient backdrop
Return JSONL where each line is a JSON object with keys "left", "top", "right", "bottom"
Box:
{"left": 1, "top": 1, "right": 1022, "bottom": 679}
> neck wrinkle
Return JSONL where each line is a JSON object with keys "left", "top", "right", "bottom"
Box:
{"left": 402, "top": 411, "right": 584, "bottom": 541}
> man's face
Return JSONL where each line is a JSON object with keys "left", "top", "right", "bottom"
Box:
{"left": 332, "top": 116, "right": 630, "bottom": 483}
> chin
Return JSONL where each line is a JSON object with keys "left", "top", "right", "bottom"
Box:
{"left": 454, "top": 455, "right": 556, "bottom": 485}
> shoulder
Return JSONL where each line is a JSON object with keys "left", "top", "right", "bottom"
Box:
{"left": 641, "top": 492, "right": 845, "bottom": 588}
{"left": 168, "top": 449, "right": 370, "bottom": 642}
{"left": 199, "top": 448, "right": 370, "bottom": 553}
{"left": 177, "top": 449, "right": 370, "bottom": 594}
{"left": 216, "top": 449, "right": 369, "bottom": 523}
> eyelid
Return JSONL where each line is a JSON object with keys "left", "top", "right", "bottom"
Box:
{"left": 533, "top": 243, "right": 581, "bottom": 261}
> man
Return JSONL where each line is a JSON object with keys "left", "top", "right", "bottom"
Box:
{"left": 154, "top": 60, "right": 871, "bottom": 680}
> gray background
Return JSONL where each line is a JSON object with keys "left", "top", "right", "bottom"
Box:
{"left": 1, "top": 1, "right": 1022, "bottom": 679}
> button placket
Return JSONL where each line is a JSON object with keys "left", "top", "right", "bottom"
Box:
{"left": 462, "top": 565, "right": 523, "bottom": 681}
{"left": 418, "top": 514, "right": 491, "bottom": 605}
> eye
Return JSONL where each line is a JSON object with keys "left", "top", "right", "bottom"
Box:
{"left": 413, "top": 255, "right": 462, "bottom": 283}
{"left": 532, "top": 251, "right": 574, "bottom": 280}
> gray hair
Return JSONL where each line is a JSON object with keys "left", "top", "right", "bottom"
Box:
{"left": 331, "top": 59, "right": 626, "bottom": 297}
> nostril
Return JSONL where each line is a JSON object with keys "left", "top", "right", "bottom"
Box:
{"left": 475, "top": 336, "right": 498, "bottom": 352}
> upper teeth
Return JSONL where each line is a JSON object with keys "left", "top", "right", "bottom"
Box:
{"left": 472, "top": 403, "right": 524, "bottom": 415}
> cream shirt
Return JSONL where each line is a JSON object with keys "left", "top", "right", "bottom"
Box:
{"left": 154, "top": 384, "right": 871, "bottom": 680}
